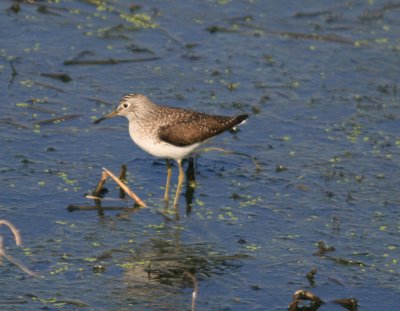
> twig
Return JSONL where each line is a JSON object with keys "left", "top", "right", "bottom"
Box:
{"left": 183, "top": 271, "right": 199, "bottom": 311}
{"left": 0, "top": 219, "right": 21, "bottom": 246}
{"left": 0, "top": 245, "right": 38, "bottom": 277}
{"left": 289, "top": 289, "right": 323, "bottom": 310}
{"left": 103, "top": 168, "right": 146, "bottom": 207}
{"left": 0, "top": 220, "right": 38, "bottom": 277}
{"left": 92, "top": 170, "right": 109, "bottom": 197}
{"left": 85, "top": 196, "right": 127, "bottom": 202}
{"left": 119, "top": 164, "right": 127, "bottom": 199}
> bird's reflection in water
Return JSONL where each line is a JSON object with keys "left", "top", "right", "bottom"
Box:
{"left": 184, "top": 157, "right": 196, "bottom": 216}
{"left": 116, "top": 233, "right": 247, "bottom": 309}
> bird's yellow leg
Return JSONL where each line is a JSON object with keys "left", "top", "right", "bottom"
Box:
{"left": 164, "top": 159, "right": 172, "bottom": 205}
{"left": 173, "top": 159, "right": 184, "bottom": 209}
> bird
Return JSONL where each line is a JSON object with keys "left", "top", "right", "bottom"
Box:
{"left": 94, "top": 93, "right": 248, "bottom": 209}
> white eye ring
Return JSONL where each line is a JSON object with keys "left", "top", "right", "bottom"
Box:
{"left": 123, "top": 103, "right": 128, "bottom": 108}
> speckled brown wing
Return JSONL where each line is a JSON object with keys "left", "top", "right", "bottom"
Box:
{"left": 158, "top": 111, "right": 248, "bottom": 147}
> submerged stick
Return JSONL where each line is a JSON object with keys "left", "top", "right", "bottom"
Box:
{"left": 68, "top": 204, "right": 141, "bottom": 213}
{"left": 63, "top": 57, "right": 161, "bottom": 66}
{"left": 103, "top": 168, "right": 146, "bottom": 207}
{"left": 33, "top": 114, "right": 82, "bottom": 126}
{"left": 40, "top": 72, "right": 72, "bottom": 82}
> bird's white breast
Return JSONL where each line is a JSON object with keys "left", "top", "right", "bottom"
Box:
{"left": 129, "top": 122, "right": 200, "bottom": 160}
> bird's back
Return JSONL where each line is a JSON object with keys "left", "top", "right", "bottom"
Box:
{"left": 156, "top": 105, "right": 248, "bottom": 147}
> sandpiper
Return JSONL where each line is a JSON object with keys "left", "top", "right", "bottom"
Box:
{"left": 94, "top": 93, "right": 248, "bottom": 209}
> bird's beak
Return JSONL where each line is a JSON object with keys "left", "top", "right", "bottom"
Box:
{"left": 93, "top": 109, "right": 119, "bottom": 124}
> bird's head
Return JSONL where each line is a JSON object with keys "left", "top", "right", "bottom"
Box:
{"left": 94, "top": 93, "right": 151, "bottom": 124}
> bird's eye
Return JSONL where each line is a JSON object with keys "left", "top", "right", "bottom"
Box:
{"left": 123, "top": 103, "right": 128, "bottom": 108}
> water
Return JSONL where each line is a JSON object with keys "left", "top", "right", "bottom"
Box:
{"left": 0, "top": 0, "right": 399, "bottom": 310}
